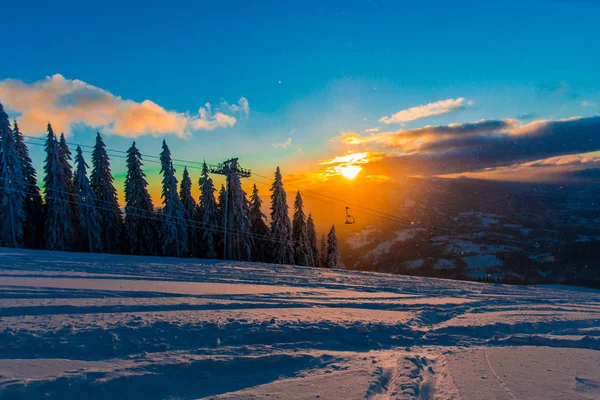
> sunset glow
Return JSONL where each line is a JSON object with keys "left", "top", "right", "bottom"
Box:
{"left": 339, "top": 165, "right": 361, "bottom": 180}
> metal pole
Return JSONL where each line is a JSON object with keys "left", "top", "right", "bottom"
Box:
{"left": 223, "top": 176, "right": 229, "bottom": 260}
{"left": 226, "top": 169, "right": 234, "bottom": 260}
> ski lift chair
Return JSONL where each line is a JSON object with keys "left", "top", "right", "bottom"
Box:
{"left": 345, "top": 207, "right": 356, "bottom": 224}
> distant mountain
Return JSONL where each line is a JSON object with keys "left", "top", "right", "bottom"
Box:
{"left": 338, "top": 178, "right": 600, "bottom": 287}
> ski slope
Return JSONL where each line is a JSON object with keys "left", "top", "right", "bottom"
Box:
{"left": 0, "top": 248, "right": 599, "bottom": 399}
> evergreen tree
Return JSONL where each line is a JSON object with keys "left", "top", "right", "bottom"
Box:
{"left": 326, "top": 224, "right": 340, "bottom": 268}
{"left": 217, "top": 184, "right": 227, "bottom": 219}
{"left": 90, "top": 132, "right": 122, "bottom": 253}
{"left": 216, "top": 183, "right": 227, "bottom": 257}
{"left": 198, "top": 162, "right": 219, "bottom": 258}
{"left": 0, "top": 110, "right": 26, "bottom": 248}
{"left": 179, "top": 167, "right": 197, "bottom": 257}
{"left": 269, "top": 166, "right": 294, "bottom": 264}
{"left": 124, "top": 141, "right": 157, "bottom": 255}
{"left": 73, "top": 146, "right": 102, "bottom": 252}
{"left": 227, "top": 171, "right": 253, "bottom": 261}
{"left": 292, "top": 191, "right": 312, "bottom": 266}
{"left": 43, "top": 123, "right": 73, "bottom": 251}
{"left": 249, "top": 184, "right": 270, "bottom": 262}
{"left": 58, "top": 133, "right": 78, "bottom": 238}
{"left": 306, "top": 213, "right": 319, "bottom": 267}
{"left": 319, "top": 233, "right": 327, "bottom": 268}
{"left": 159, "top": 140, "right": 188, "bottom": 257}
{"left": 13, "top": 120, "right": 44, "bottom": 248}
{"left": 58, "top": 134, "right": 74, "bottom": 193}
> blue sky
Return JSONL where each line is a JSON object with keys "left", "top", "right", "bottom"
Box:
{"left": 1, "top": 0, "right": 600, "bottom": 198}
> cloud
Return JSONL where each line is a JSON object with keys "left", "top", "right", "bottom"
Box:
{"left": 320, "top": 152, "right": 378, "bottom": 166}
{"left": 273, "top": 137, "right": 292, "bottom": 149}
{"left": 536, "top": 81, "right": 571, "bottom": 95}
{"left": 221, "top": 97, "right": 250, "bottom": 117}
{"left": 336, "top": 119, "right": 519, "bottom": 152}
{"left": 365, "top": 174, "right": 390, "bottom": 182}
{"left": 319, "top": 151, "right": 382, "bottom": 180}
{"left": 517, "top": 112, "right": 539, "bottom": 121}
{"left": 438, "top": 152, "right": 600, "bottom": 183}
{"left": 581, "top": 100, "right": 594, "bottom": 107}
{"left": 536, "top": 81, "right": 578, "bottom": 99}
{"left": 365, "top": 127, "right": 380, "bottom": 133}
{"left": 379, "top": 98, "right": 466, "bottom": 124}
{"left": 524, "top": 152, "right": 600, "bottom": 168}
{"left": 0, "top": 74, "right": 247, "bottom": 137}
{"left": 335, "top": 116, "right": 600, "bottom": 177}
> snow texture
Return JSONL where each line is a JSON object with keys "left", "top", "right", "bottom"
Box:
{"left": 0, "top": 248, "right": 599, "bottom": 399}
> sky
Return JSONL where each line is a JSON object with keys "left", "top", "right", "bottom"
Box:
{"left": 1, "top": 0, "right": 599, "bottom": 225}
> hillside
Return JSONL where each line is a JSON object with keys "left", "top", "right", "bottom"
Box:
{"left": 1, "top": 248, "right": 599, "bottom": 399}
{"left": 338, "top": 178, "right": 600, "bottom": 286}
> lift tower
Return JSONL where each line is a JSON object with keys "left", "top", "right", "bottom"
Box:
{"left": 209, "top": 158, "right": 251, "bottom": 260}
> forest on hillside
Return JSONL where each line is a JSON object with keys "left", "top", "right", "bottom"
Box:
{"left": 0, "top": 102, "right": 340, "bottom": 268}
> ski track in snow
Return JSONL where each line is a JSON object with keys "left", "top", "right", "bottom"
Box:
{"left": 0, "top": 248, "right": 599, "bottom": 399}
{"left": 484, "top": 347, "right": 518, "bottom": 400}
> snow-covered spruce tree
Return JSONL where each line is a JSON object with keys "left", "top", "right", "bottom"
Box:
{"left": 58, "top": 134, "right": 74, "bottom": 193}
{"left": 306, "top": 213, "right": 319, "bottom": 267}
{"left": 269, "top": 166, "right": 294, "bottom": 264}
{"left": 159, "top": 140, "right": 188, "bottom": 257}
{"left": 13, "top": 120, "right": 44, "bottom": 248}
{"left": 58, "top": 133, "right": 79, "bottom": 237}
{"left": 228, "top": 171, "right": 253, "bottom": 261}
{"left": 43, "top": 123, "right": 73, "bottom": 251}
{"left": 90, "top": 132, "right": 122, "bottom": 253}
{"left": 73, "top": 146, "right": 102, "bottom": 252}
{"left": 179, "top": 167, "right": 197, "bottom": 257}
{"left": 217, "top": 184, "right": 227, "bottom": 219}
{"left": 0, "top": 111, "right": 25, "bottom": 248}
{"left": 198, "top": 162, "right": 219, "bottom": 258}
{"left": 319, "top": 233, "right": 327, "bottom": 268}
{"left": 292, "top": 191, "right": 312, "bottom": 266}
{"left": 216, "top": 183, "right": 227, "bottom": 257}
{"left": 124, "top": 142, "right": 158, "bottom": 255}
{"left": 249, "top": 184, "right": 270, "bottom": 262}
{"left": 326, "top": 224, "right": 340, "bottom": 268}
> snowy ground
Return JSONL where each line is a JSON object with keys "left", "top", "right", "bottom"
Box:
{"left": 1, "top": 248, "right": 599, "bottom": 399}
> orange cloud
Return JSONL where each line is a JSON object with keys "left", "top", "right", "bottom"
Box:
{"left": 330, "top": 116, "right": 600, "bottom": 179}
{"left": 319, "top": 151, "right": 382, "bottom": 180}
{"left": 0, "top": 74, "right": 247, "bottom": 137}
{"left": 379, "top": 98, "right": 467, "bottom": 124}
{"left": 439, "top": 151, "right": 600, "bottom": 182}
{"left": 333, "top": 119, "right": 521, "bottom": 153}
{"left": 365, "top": 174, "right": 390, "bottom": 182}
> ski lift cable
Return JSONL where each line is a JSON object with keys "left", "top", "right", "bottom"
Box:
{"left": 25, "top": 134, "right": 437, "bottom": 228}
{"left": 250, "top": 172, "right": 447, "bottom": 232}
{"left": 247, "top": 176, "right": 448, "bottom": 233}
{"left": 23, "top": 135, "right": 449, "bottom": 233}
{"left": 0, "top": 178, "right": 294, "bottom": 246}
{"left": 25, "top": 134, "right": 435, "bottom": 228}
{"left": 23, "top": 138, "right": 217, "bottom": 172}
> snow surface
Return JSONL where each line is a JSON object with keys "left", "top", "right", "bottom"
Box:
{"left": 463, "top": 255, "right": 503, "bottom": 269}
{"left": 1, "top": 248, "right": 599, "bottom": 399}
{"left": 364, "top": 229, "right": 424, "bottom": 261}
{"left": 346, "top": 227, "right": 377, "bottom": 250}
{"left": 433, "top": 259, "right": 455, "bottom": 270}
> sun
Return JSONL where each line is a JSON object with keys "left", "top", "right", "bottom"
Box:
{"left": 339, "top": 165, "right": 361, "bottom": 180}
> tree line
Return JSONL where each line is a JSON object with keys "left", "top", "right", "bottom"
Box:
{"left": 0, "top": 101, "right": 340, "bottom": 267}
